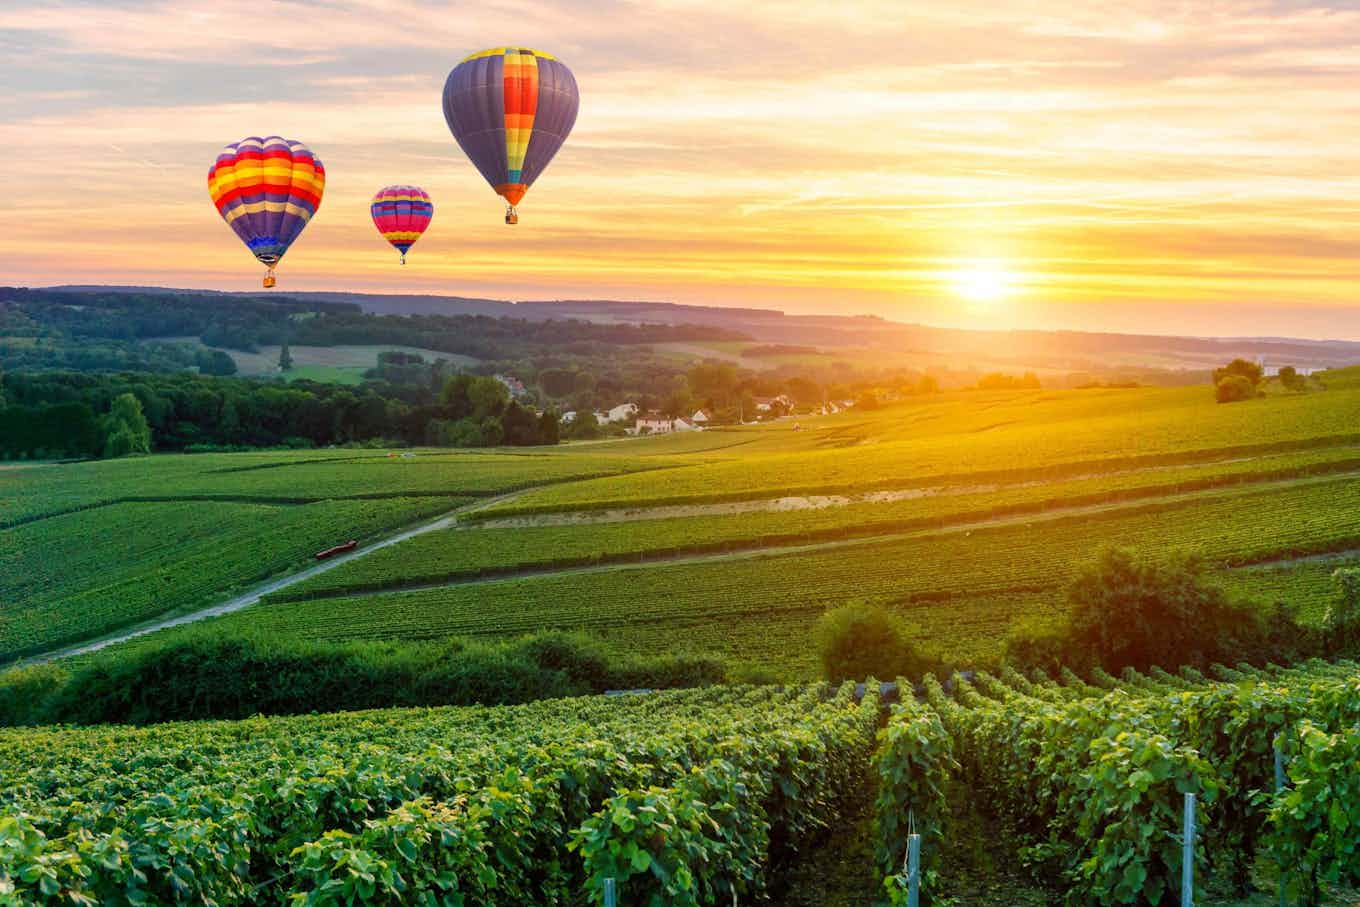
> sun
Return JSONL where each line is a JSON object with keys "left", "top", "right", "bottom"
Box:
{"left": 949, "top": 261, "right": 1015, "bottom": 304}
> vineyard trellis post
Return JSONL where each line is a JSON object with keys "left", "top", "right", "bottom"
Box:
{"left": 1274, "top": 735, "right": 1287, "bottom": 907}
{"left": 905, "top": 832, "right": 921, "bottom": 907}
{"left": 1182, "top": 792, "right": 1196, "bottom": 907}
{"left": 603, "top": 877, "right": 617, "bottom": 907}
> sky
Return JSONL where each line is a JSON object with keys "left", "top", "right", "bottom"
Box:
{"left": 3, "top": 0, "right": 1360, "bottom": 339}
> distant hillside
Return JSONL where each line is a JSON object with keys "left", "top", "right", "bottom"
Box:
{"left": 46, "top": 284, "right": 1360, "bottom": 374}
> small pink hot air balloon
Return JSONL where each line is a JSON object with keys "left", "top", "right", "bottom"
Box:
{"left": 370, "top": 186, "right": 433, "bottom": 264}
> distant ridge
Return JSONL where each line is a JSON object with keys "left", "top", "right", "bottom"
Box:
{"left": 37, "top": 284, "right": 1360, "bottom": 372}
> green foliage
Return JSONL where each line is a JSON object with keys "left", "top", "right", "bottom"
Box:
{"left": 814, "top": 603, "right": 932, "bottom": 682}
{"left": 1215, "top": 374, "right": 1257, "bottom": 403}
{"left": 0, "top": 684, "right": 875, "bottom": 905}
{"left": 1066, "top": 547, "right": 1257, "bottom": 672}
{"left": 873, "top": 696, "right": 955, "bottom": 904}
{"left": 0, "top": 631, "right": 727, "bottom": 726}
{"left": 1323, "top": 567, "right": 1360, "bottom": 655}
{"left": 1265, "top": 719, "right": 1360, "bottom": 905}
{"left": 1214, "top": 358, "right": 1264, "bottom": 387}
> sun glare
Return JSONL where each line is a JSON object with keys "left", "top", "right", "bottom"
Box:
{"left": 950, "top": 261, "right": 1015, "bottom": 304}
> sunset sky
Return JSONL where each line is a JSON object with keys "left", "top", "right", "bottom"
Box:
{"left": 4, "top": 1, "right": 1360, "bottom": 338}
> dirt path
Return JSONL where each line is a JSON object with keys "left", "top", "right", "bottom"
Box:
{"left": 23, "top": 491, "right": 527, "bottom": 664}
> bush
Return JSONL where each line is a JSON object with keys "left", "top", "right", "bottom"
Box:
{"left": 1, "top": 631, "right": 729, "bottom": 726}
{"left": 1003, "top": 613, "right": 1082, "bottom": 674}
{"left": 1215, "top": 374, "right": 1257, "bottom": 403}
{"left": 1066, "top": 547, "right": 1260, "bottom": 672}
{"left": 814, "top": 603, "right": 933, "bottom": 682}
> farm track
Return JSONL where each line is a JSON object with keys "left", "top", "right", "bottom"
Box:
{"left": 22, "top": 491, "right": 529, "bottom": 664}
{"left": 278, "top": 468, "right": 1360, "bottom": 604}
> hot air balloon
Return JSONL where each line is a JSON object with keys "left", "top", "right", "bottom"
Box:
{"left": 208, "top": 136, "right": 325, "bottom": 288}
{"left": 370, "top": 186, "right": 434, "bottom": 264}
{"left": 442, "top": 48, "right": 578, "bottom": 225}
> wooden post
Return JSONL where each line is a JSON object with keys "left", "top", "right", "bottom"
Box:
{"left": 1182, "top": 792, "right": 1196, "bottom": 907}
{"left": 603, "top": 877, "right": 616, "bottom": 907}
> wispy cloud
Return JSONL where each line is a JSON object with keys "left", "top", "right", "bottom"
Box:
{"left": 3, "top": 0, "right": 1360, "bottom": 337}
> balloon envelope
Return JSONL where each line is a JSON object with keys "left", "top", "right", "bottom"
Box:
{"left": 370, "top": 186, "right": 433, "bottom": 263}
{"left": 442, "top": 48, "right": 578, "bottom": 215}
{"left": 208, "top": 136, "right": 324, "bottom": 281}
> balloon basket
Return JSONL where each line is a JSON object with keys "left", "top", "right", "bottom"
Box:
{"left": 263, "top": 268, "right": 277, "bottom": 289}
{"left": 505, "top": 207, "right": 519, "bottom": 225}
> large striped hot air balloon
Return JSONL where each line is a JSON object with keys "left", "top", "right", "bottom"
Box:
{"left": 208, "top": 136, "right": 325, "bottom": 287}
{"left": 442, "top": 47, "right": 579, "bottom": 225}
{"left": 370, "top": 186, "right": 433, "bottom": 264}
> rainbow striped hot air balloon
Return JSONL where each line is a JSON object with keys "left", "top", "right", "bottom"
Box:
{"left": 442, "top": 47, "right": 579, "bottom": 224}
{"left": 370, "top": 186, "right": 433, "bottom": 264}
{"left": 208, "top": 136, "right": 324, "bottom": 288}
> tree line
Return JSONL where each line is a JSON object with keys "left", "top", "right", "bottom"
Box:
{"left": 0, "top": 370, "right": 558, "bottom": 459}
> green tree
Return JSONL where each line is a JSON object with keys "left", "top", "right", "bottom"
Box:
{"left": 1213, "top": 358, "right": 1263, "bottom": 386}
{"left": 562, "top": 411, "right": 601, "bottom": 440}
{"left": 537, "top": 368, "right": 578, "bottom": 398}
{"left": 278, "top": 341, "right": 293, "bottom": 372}
{"left": 1277, "top": 365, "right": 1308, "bottom": 391}
{"left": 813, "top": 602, "right": 933, "bottom": 681}
{"left": 1215, "top": 374, "right": 1256, "bottom": 403}
{"left": 102, "top": 393, "right": 151, "bottom": 458}
{"left": 1067, "top": 547, "right": 1249, "bottom": 671}
{"left": 1323, "top": 568, "right": 1360, "bottom": 655}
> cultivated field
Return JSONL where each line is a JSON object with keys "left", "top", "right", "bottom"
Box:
{"left": 5, "top": 661, "right": 1358, "bottom": 904}
{"left": 8, "top": 371, "right": 1360, "bottom": 673}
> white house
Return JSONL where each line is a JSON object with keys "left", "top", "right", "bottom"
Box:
{"left": 560, "top": 411, "right": 577, "bottom": 423}
{"left": 691, "top": 409, "right": 711, "bottom": 423}
{"left": 605, "top": 403, "right": 639, "bottom": 423}
{"left": 634, "top": 416, "right": 674, "bottom": 434}
{"left": 674, "top": 418, "right": 698, "bottom": 432}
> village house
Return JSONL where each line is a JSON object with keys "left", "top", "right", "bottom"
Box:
{"left": 691, "top": 409, "right": 711, "bottom": 423}
{"left": 630, "top": 413, "right": 699, "bottom": 435}
{"left": 494, "top": 374, "right": 529, "bottom": 398}
{"left": 604, "top": 402, "right": 639, "bottom": 423}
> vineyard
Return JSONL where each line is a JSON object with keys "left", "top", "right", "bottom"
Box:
{"left": 474, "top": 382, "right": 1360, "bottom": 516}
{"left": 0, "top": 447, "right": 675, "bottom": 664}
{"left": 4, "top": 662, "right": 1360, "bottom": 904}
{"left": 201, "top": 472, "right": 1360, "bottom": 676}
{"left": 0, "top": 496, "right": 457, "bottom": 661}
{"left": 879, "top": 658, "right": 1360, "bottom": 904}
{"left": 282, "top": 446, "right": 1360, "bottom": 602}
{"left": 0, "top": 683, "right": 880, "bottom": 905}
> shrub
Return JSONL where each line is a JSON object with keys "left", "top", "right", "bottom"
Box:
{"left": 1215, "top": 374, "right": 1257, "bottom": 403}
{"left": 0, "top": 631, "right": 730, "bottom": 726}
{"left": 1067, "top": 547, "right": 1259, "bottom": 672}
{"left": 814, "top": 603, "right": 933, "bottom": 682}
{"left": 1003, "top": 613, "right": 1082, "bottom": 674}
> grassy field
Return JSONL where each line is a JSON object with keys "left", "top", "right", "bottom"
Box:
{"left": 229, "top": 343, "right": 478, "bottom": 380}
{"left": 11, "top": 368, "right": 1360, "bottom": 673}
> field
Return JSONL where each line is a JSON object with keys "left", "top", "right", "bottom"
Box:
{"left": 0, "top": 447, "right": 676, "bottom": 662}
{"left": 226, "top": 343, "right": 478, "bottom": 381}
{"left": 5, "top": 662, "right": 1360, "bottom": 904}
{"left": 9, "top": 371, "right": 1360, "bottom": 674}
{"left": 0, "top": 683, "right": 879, "bottom": 904}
